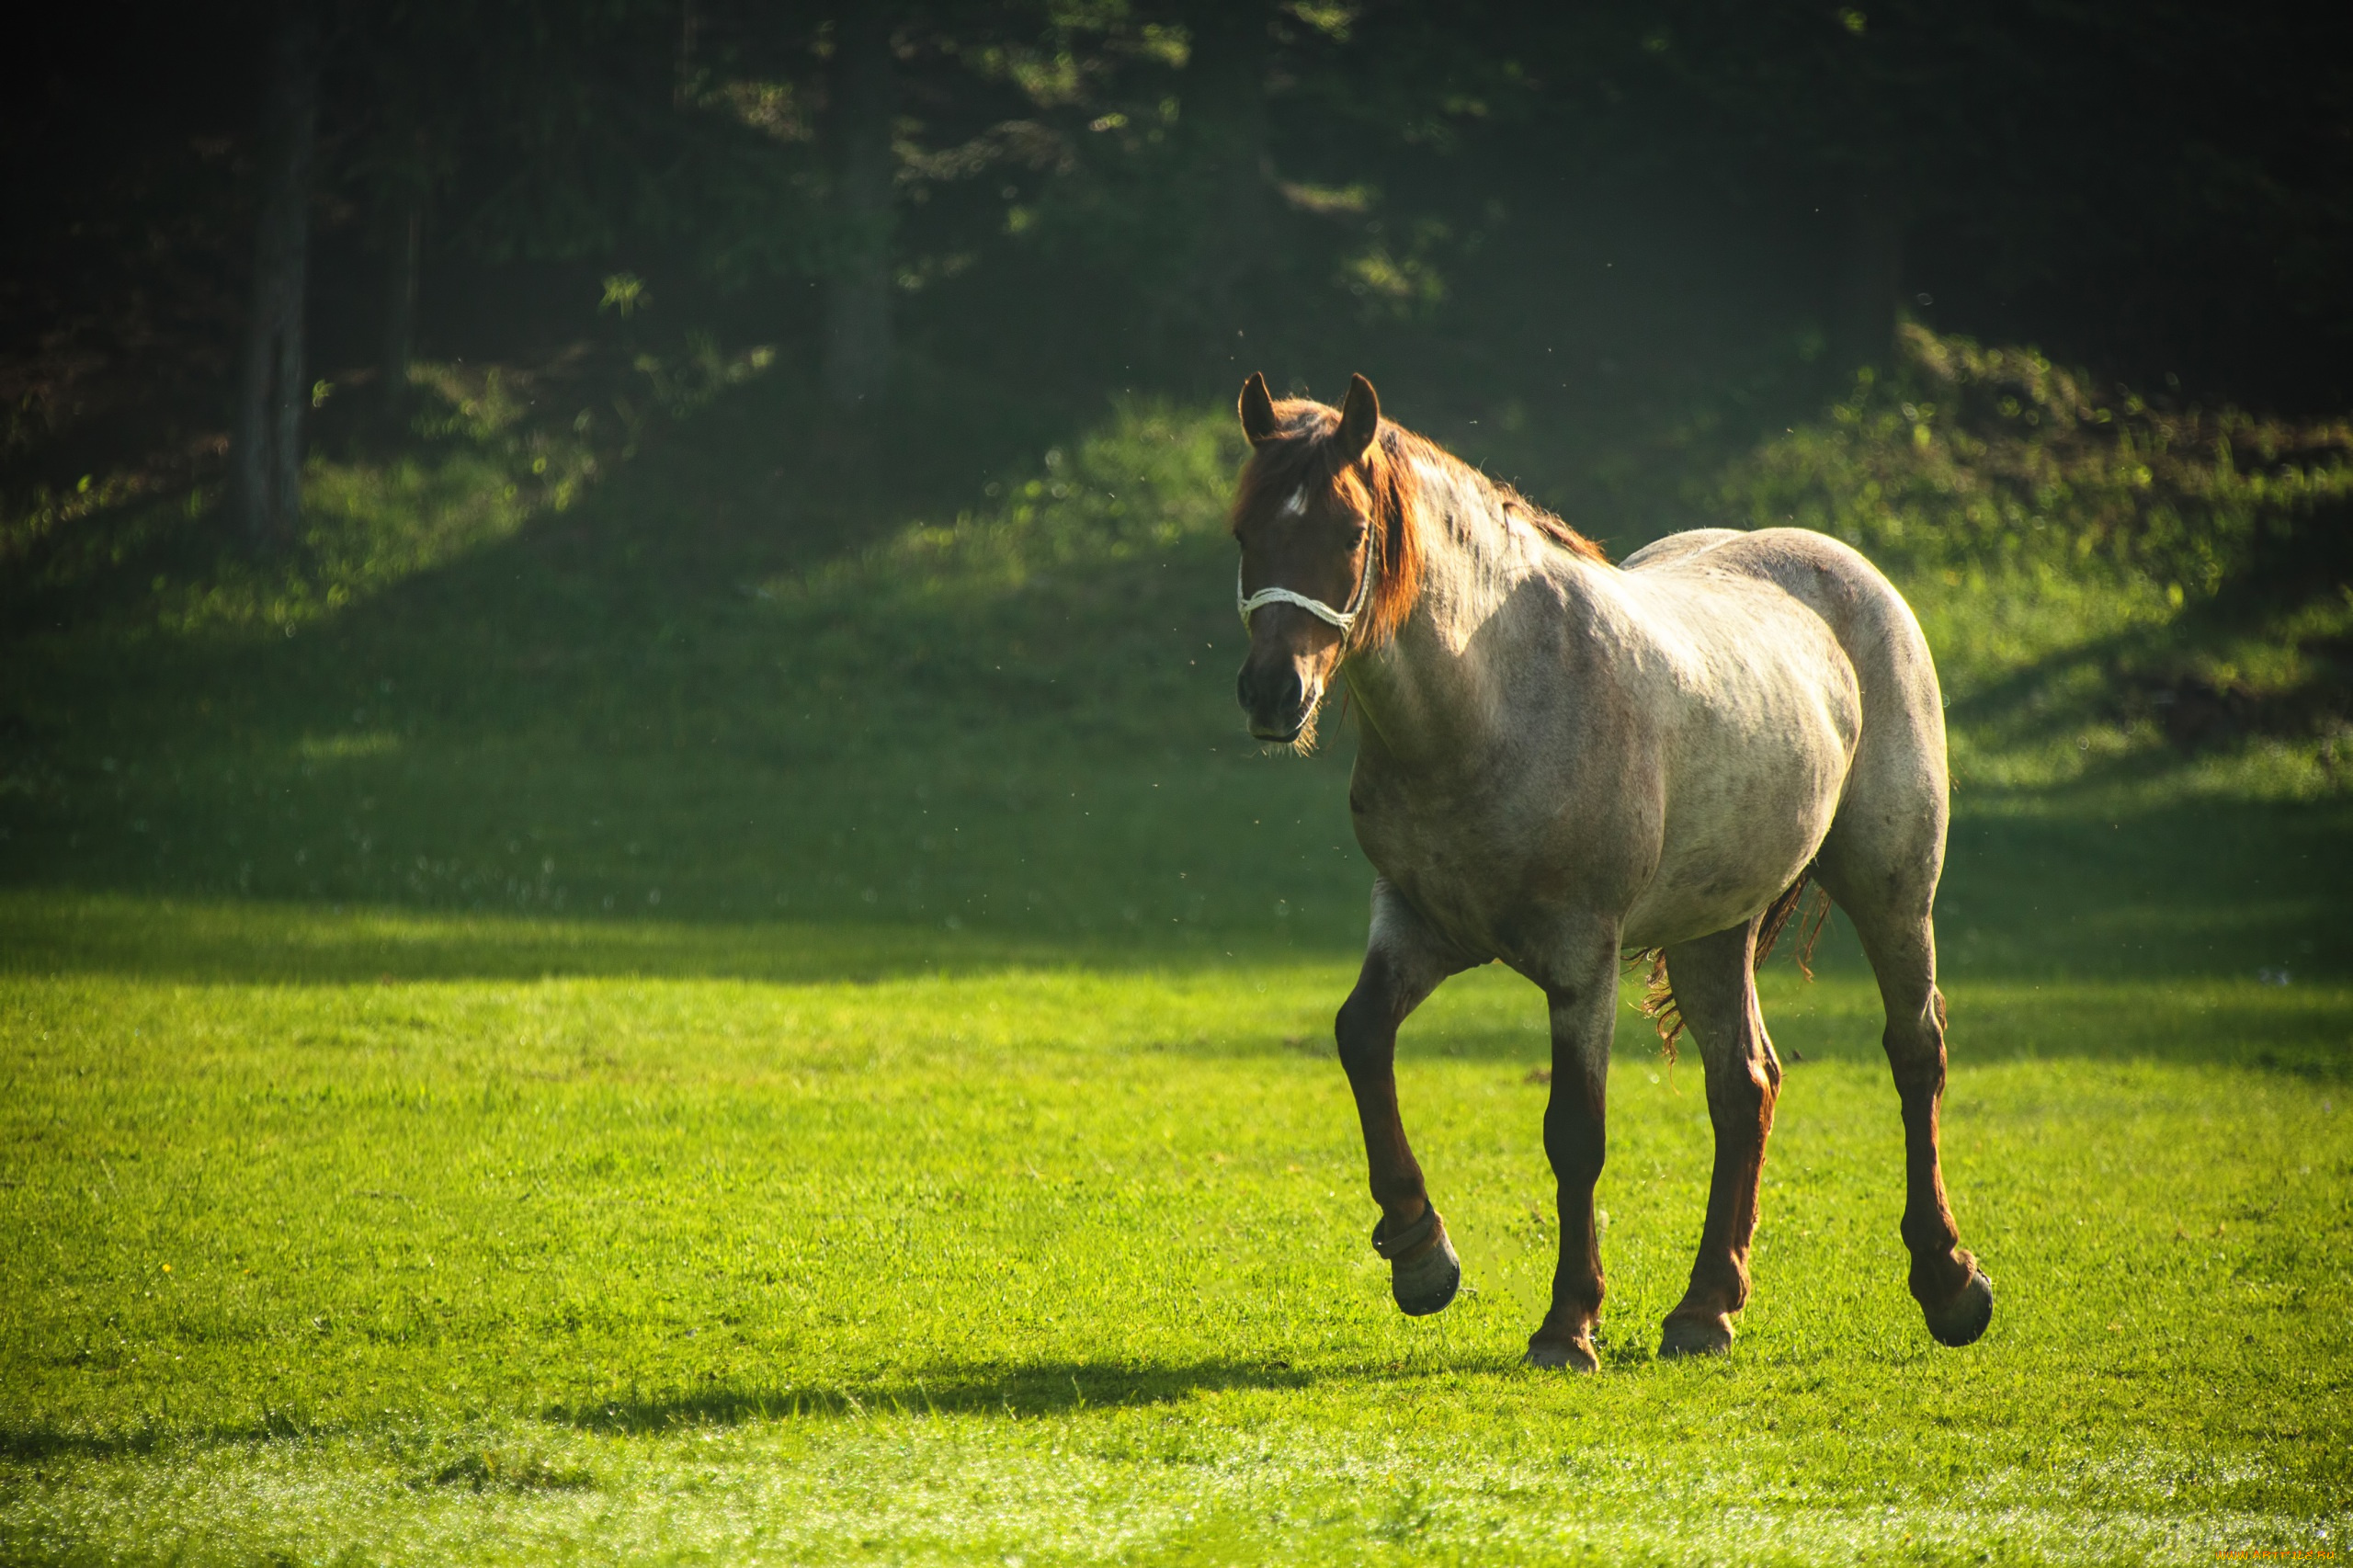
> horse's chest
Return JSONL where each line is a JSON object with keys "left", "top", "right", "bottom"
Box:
{"left": 1348, "top": 764, "right": 1617, "bottom": 958}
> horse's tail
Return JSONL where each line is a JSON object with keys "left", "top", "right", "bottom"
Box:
{"left": 1633, "top": 865, "right": 1833, "bottom": 1062}
{"left": 1755, "top": 863, "right": 1833, "bottom": 980}
{"left": 1634, "top": 949, "right": 1684, "bottom": 1062}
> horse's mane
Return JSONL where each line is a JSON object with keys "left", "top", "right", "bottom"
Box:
{"left": 1233, "top": 397, "right": 1607, "bottom": 649}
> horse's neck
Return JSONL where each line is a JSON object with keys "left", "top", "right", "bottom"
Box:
{"left": 1346, "top": 461, "right": 1573, "bottom": 757}
{"left": 1419, "top": 462, "right": 1551, "bottom": 631}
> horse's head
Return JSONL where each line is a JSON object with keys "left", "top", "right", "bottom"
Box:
{"left": 1230, "top": 371, "right": 1385, "bottom": 746}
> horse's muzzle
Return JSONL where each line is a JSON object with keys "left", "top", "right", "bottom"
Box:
{"left": 1236, "top": 659, "right": 1316, "bottom": 742}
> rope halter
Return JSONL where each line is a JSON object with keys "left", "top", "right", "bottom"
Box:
{"left": 1236, "top": 534, "right": 1375, "bottom": 637}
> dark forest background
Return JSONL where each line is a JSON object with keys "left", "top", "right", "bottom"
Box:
{"left": 7, "top": 0, "right": 2352, "bottom": 569}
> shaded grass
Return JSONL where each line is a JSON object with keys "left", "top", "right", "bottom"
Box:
{"left": 3, "top": 395, "right": 2347, "bottom": 1005}
{"left": 4, "top": 893, "right": 2349, "bottom": 1081}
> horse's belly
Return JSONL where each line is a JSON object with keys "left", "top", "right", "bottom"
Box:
{"left": 1620, "top": 715, "right": 1853, "bottom": 948}
{"left": 1352, "top": 722, "right": 1851, "bottom": 960}
{"left": 1619, "top": 813, "right": 1830, "bottom": 948}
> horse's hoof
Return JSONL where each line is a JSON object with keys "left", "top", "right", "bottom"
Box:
{"left": 1372, "top": 1207, "right": 1460, "bottom": 1316}
{"left": 1522, "top": 1335, "right": 1599, "bottom": 1373}
{"left": 1394, "top": 1242, "right": 1460, "bottom": 1316}
{"left": 1924, "top": 1268, "right": 1995, "bottom": 1347}
{"left": 1657, "top": 1312, "right": 1734, "bottom": 1358}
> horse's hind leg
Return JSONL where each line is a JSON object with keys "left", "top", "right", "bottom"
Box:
{"left": 1336, "top": 881, "right": 1473, "bottom": 1317}
{"left": 1656, "top": 920, "right": 1781, "bottom": 1358}
{"left": 1815, "top": 823, "right": 1995, "bottom": 1348}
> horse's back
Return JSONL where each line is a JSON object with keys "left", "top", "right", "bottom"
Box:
{"left": 1587, "top": 529, "right": 1870, "bottom": 946}
{"left": 1618, "top": 528, "right": 1746, "bottom": 573}
{"left": 1623, "top": 528, "right": 1941, "bottom": 733}
{"left": 1627, "top": 527, "right": 1949, "bottom": 915}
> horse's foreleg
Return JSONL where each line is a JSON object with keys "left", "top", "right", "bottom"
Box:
{"left": 1526, "top": 931, "right": 1620, "bottom": 1372}
{"left": 1657, "top": 922, "right": 1780, "bottom": 1358}
{"left": 1336, "top": 882, "right": 1466, "bottom": 1316}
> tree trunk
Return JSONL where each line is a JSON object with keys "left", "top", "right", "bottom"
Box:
{"left": 231, "top": 4, "right": 322, "bottom": 549}
{"left": 381, "top": 181, "right": 422, "bottom": 426}
{"left": 823, "top": 7, "right": 895, "bottom": 411}
{"left": 1179, "top": 3, "right": 1273, "bottom": 369}
{"left": 676, "top": 0, "right": 703, "bottom": 108}
{"left": 1831, "top": 191, "right": 1903, "bottom": 376}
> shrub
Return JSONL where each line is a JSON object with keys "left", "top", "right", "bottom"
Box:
{"left": 1720, "top": 324, "right": 2353, "bottom": 599}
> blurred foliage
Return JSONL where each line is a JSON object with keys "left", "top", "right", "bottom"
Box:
{"left": 756, "top": 398, "right": 1241, "bottom": 734}
{"left": 0, "top": 335, "right": 777, "bottom": 638}
{"left": 8, "top": 0, "right": 2352, "bottom": 631}
{"left": 1722, "top": 324, "right": 2353, "bottom": 594}
{"left": 782, "top": 397, "right": 1237, "bottom": 600}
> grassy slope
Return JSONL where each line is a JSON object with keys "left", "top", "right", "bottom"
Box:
{"left": 2, "top": 375, "right": 2349, "bottom": 1563}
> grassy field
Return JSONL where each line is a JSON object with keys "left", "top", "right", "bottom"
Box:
{"left": 3, "top": 376, "right": 2350, "bottom": 1563}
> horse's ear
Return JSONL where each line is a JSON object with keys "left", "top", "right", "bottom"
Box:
{"left": 1334, "top": 373, "right": 1380, "bottom": 468}
{"left": 1238, "top": 372, "right": 1279, "bottom": 446}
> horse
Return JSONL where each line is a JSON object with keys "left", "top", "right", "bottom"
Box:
{"left": 1229, "top": 371, "right": 1993, "bottom": 1369}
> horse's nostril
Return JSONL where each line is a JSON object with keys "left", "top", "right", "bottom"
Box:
{"left": 1239, "top": 661, "right": 1303, "bottom": 716}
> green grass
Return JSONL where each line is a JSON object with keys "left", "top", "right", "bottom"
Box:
{"left": 4, "top": 366, "right": 2351, "bottom": 1562}
{"left": 3, "top": 943, "right": 2348, "bottom": 1562}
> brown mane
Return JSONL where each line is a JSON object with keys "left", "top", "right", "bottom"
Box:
{"left": 1233, "top": 396, "right": 1606, "bottom": 650}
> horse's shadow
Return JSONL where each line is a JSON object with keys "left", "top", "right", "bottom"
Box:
{"left": 543, "top": 1356, "right": 1357, "bottom": 1434}
{"left": 0, "top": 1363, "right": 1336, "bottom": 1460}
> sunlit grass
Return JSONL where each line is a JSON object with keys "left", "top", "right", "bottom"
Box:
{"left": 1, "top": 931, "right": 2347, "bottom": 1563}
